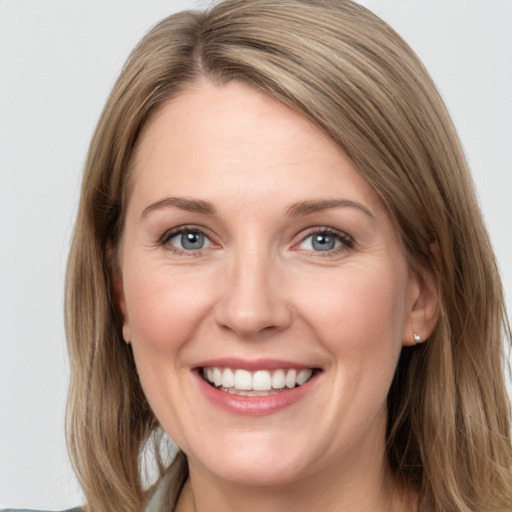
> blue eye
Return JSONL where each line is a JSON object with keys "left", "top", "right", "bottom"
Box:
{"left": 298, "top": 230, "right": 351, "bottom": 253}
{"left": 166, "top": 230, "right": 212, "bottom": 251}
{"left": 312, "top": 233, "right": 337, "bottom": 251}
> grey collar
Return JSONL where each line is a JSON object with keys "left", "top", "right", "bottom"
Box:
{"left": 144, "top": 452, "right": 188, "bottom": 512}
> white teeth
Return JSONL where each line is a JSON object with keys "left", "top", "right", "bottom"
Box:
{"left": 253, "top": 370, "right": 272, "bottom": 391}
{"left": 234, "top": 369, "right": 252, "bottom": 390}
{"left": 297, "top": 369, "right": 313, "bottom": 386}
{"left": 213, "top": 367, "right": 222, "bottom": 387}
{"left": 203, "top": 367, "right": 314, "bottom": 392}
{"left": 221, "top": 368, "right": 234, "bottom": 388}
{"left": 271, "top": 369, "right": 285, "bottom": 389}
{"left": 285, "top": 369, "right": 297, "bottom": 389}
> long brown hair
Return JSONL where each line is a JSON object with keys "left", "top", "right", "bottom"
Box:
{"left": 65, "top": 1, "right": 512, "bottom": 510}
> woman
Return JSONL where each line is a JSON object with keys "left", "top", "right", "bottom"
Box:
{"left": 16, "top": 0, "right": 512, "bottom": 511}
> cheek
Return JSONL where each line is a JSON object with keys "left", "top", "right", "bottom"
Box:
{"left": 292, "top": 261, "right": 409, "bottom": 356}
{"left": 123, "top": 261, "right": 215, "bottom": 355}
{"left": 296, "top": 261, "right": 409, "bottom": 426}
{"left": 122, "top": 262, "right": 218, "bottom": 443}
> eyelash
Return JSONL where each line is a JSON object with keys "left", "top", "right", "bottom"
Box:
{"left": 295, "top": 227, "right": 354, "bottom": 257}
{"left": 158, "top": 225, "right": 215, "bottom": 256}
{"left": 157, "top": 225, "right": 354, "bottom": 256}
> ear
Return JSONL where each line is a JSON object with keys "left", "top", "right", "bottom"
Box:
{"left": 402, "top": 262, "right": 439, "bottom": 346}
{"left": 108, "top": 246, "right": 132, "bottom": 343}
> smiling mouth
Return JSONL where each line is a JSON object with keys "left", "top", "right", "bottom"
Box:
{"left": 201, "top": 367, "right": 317, "bottom": 396}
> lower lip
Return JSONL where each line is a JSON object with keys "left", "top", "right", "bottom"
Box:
{"left": 195, "top": 371, "right": 319, "bottom": 416}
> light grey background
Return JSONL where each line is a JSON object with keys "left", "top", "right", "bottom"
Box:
{"left": 1, "top": 0, "right": 511, "bottom": 509}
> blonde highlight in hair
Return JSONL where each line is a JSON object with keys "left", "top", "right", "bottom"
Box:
{"left": 65, "top": 1, "right": 512, "bottom": 511}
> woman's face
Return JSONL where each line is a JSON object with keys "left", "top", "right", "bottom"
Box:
{"left": 118, "top": 81, "right": 424, "bottom": 487}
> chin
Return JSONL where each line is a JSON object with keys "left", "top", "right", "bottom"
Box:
{"left": 200, "top": 457, "right": 306, "bottom": 488}
{"left": 186, "top": 431, "right": 316, "bottom": 487}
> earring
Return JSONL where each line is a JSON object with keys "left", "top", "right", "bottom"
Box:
{"left": 413, "top": 333, "right": 421, "bottom": 344}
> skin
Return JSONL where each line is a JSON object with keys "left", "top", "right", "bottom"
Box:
{"left": 116, "top": 81, "right": 437, "bottom": 512}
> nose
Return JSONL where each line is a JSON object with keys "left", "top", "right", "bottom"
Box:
{"left": 214, "top": 250, "right": 292, "bottom": 338}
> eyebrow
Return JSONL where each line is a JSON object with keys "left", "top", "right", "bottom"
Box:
{"left": 140, "top": 196, "right": 374, "bottom": 220}
{"left": 286, "top": 199, "right": 375, "bottom": 219}
{"left": 141, "top": 197, "right": 216, "bottom": 219}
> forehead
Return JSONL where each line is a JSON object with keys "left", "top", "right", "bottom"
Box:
{"left": 128, "top": 81, "right": 384, "bottom": 216}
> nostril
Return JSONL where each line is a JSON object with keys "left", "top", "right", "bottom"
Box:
{"left": 212, "top": 265, "right": 292, "bottom": 336}
{"left": 216, "top": 311, "right": 284, "bottom": 337}
{"left": 214, "top": 296, "right": 292, "bottom": 338}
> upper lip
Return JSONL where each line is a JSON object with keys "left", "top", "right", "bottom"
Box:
{"left": 193, "top": 358, "right": 318, "bottom": 371}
